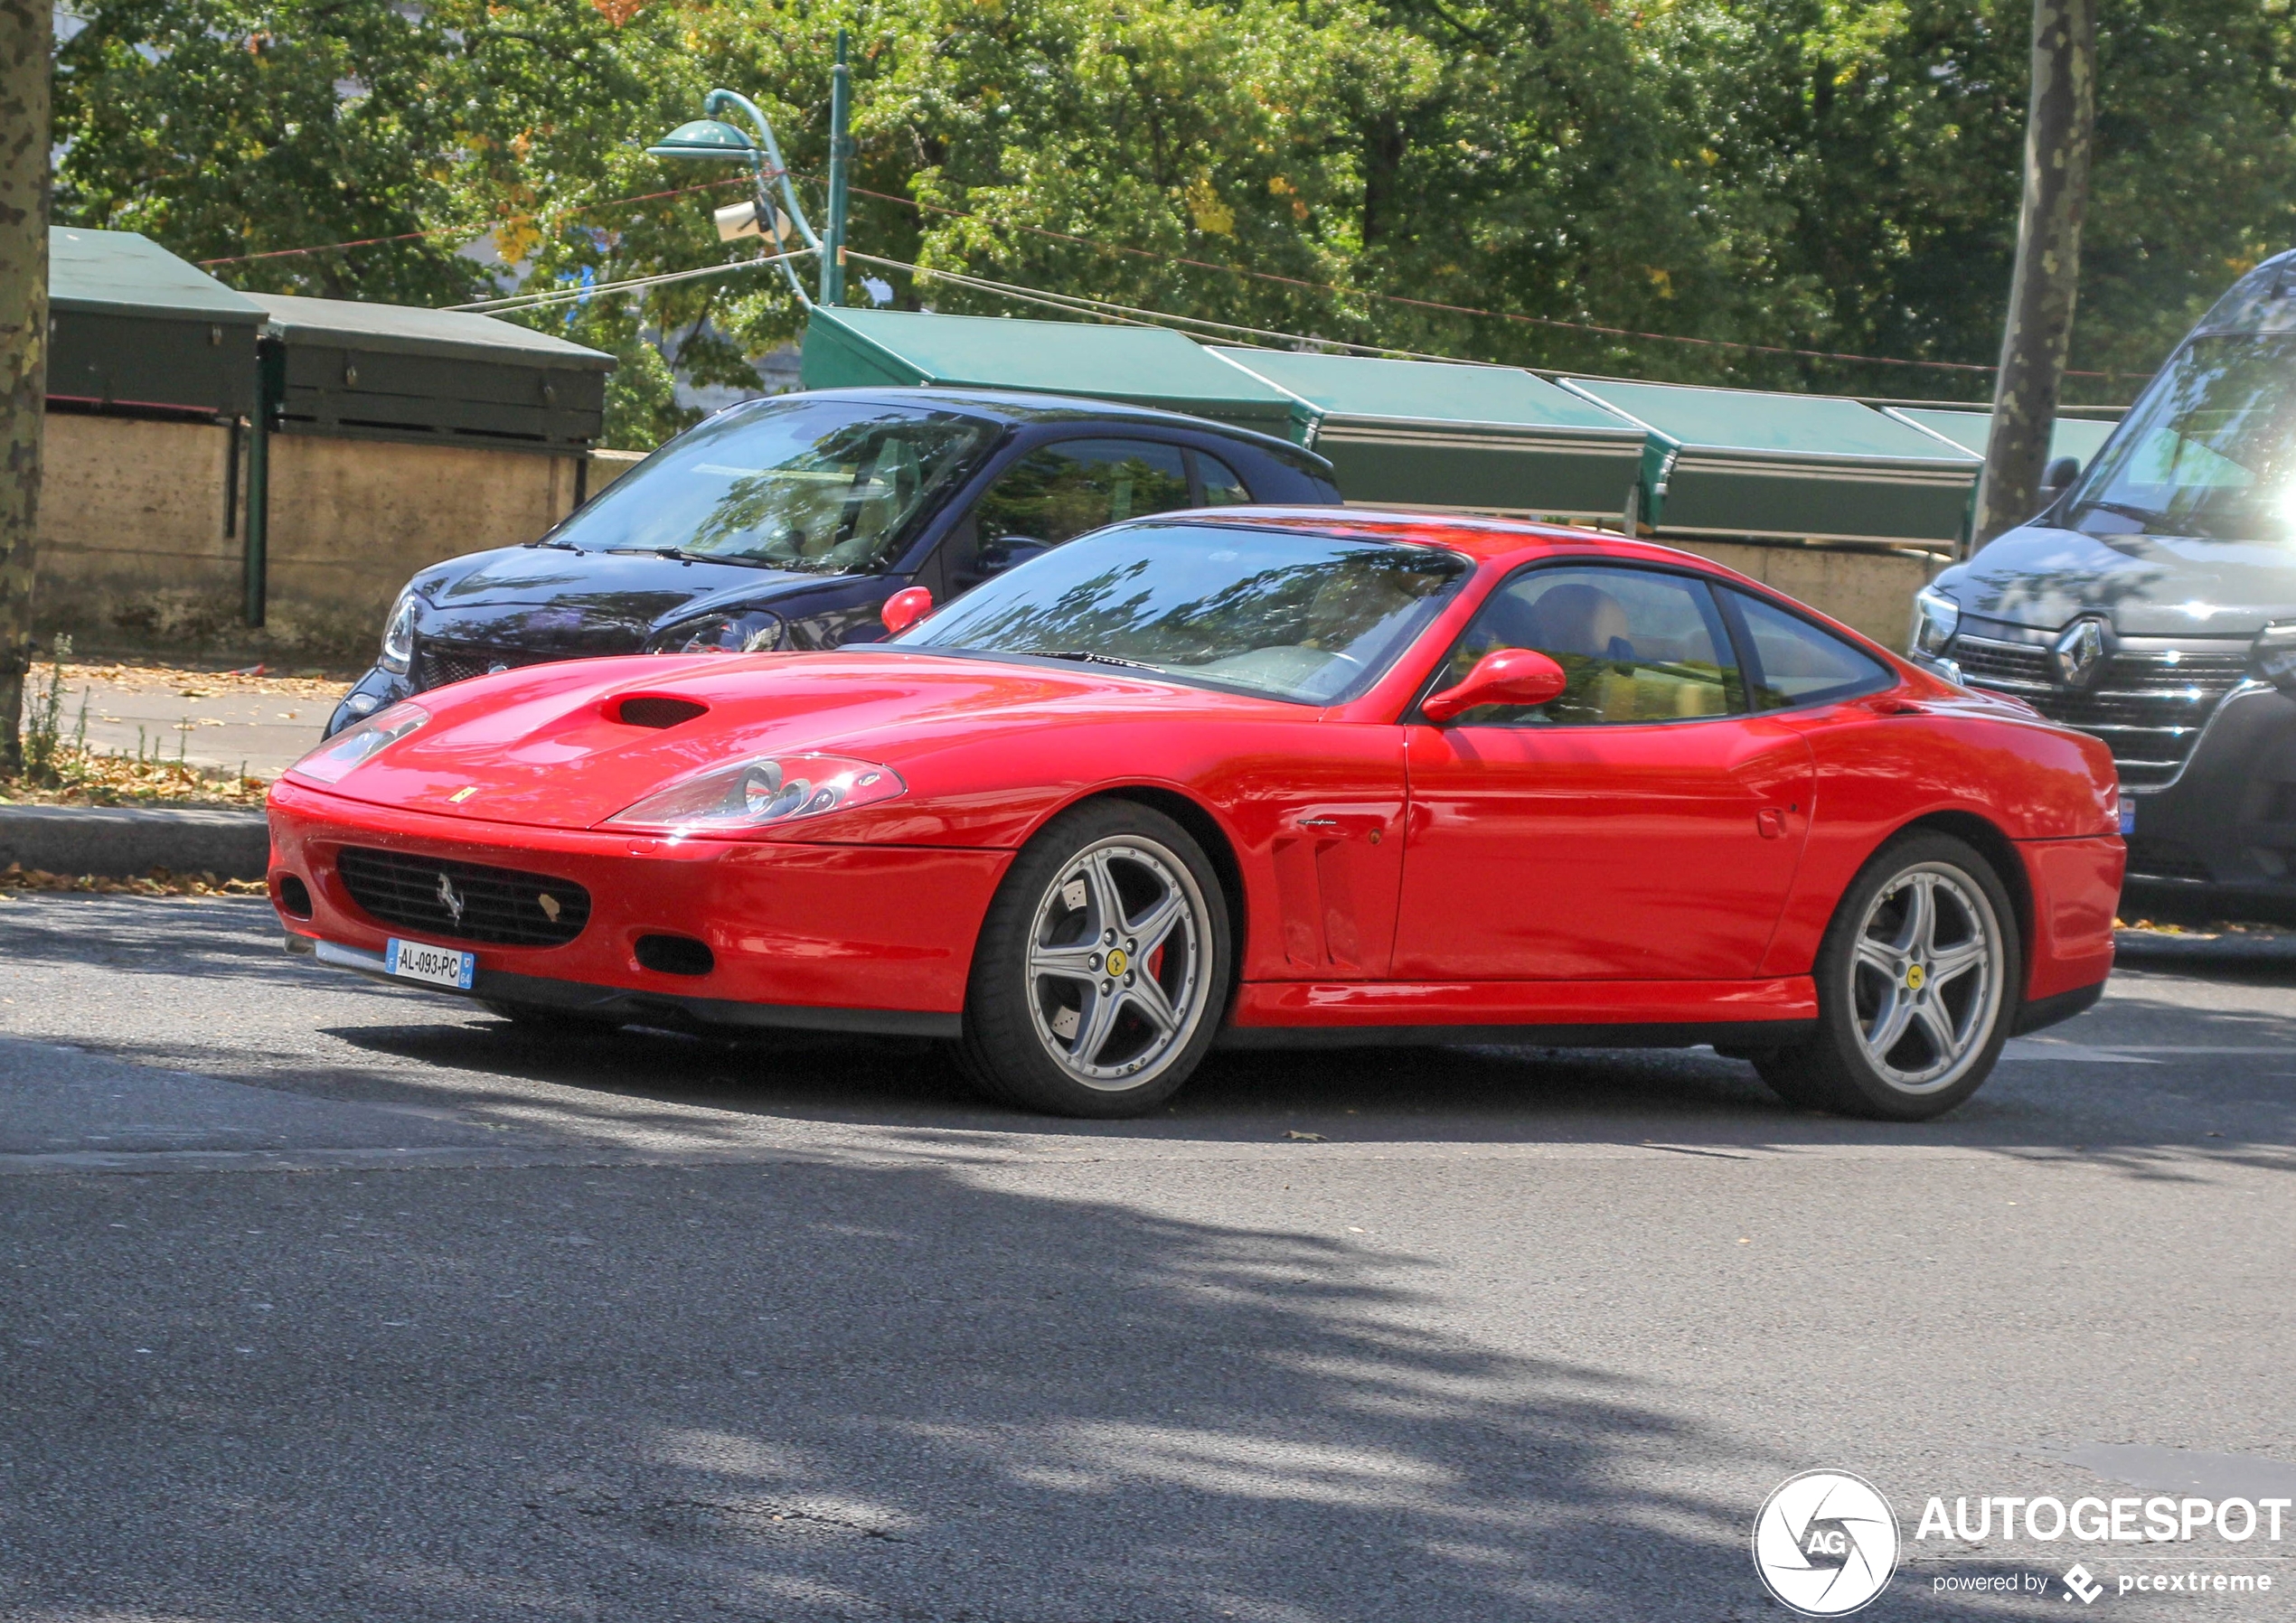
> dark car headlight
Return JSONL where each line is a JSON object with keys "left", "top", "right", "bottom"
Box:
{"left": 1910, "top": 586, "right": 1960, "bottom": 658}
{"left": 2251, "top": 621, "right": 2296, "bottom": 695}
{"left": 378, "top": 589, "right": 420, "bottom": 675}
{"left": 647, "top": 609, "right": 786, "bottom": 654}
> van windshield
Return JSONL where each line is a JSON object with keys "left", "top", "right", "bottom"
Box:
{"left": 549, "top": 398, "right": 996, "bottom": 572}
{"left": 2068, "top": 333, "right": 2296, "bottom": 541}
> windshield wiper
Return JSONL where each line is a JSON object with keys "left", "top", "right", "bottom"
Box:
{"left": 523, "top": 538, "right": 579, "bottom": 550}
{"left": 2076, "top": 499, "right": 2165, "bottom": 529}
{"left": 1038, "top": 650, "right": 1166, "bottom": 672}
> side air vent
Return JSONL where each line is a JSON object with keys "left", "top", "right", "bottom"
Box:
{"left": 635, "top": 933, "right": 714, "bottom": 976}
{"left": 617, "top": 696, "right": 710, "bottom": 729}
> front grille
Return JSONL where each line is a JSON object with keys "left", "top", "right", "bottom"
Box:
{"left": 415, "top": 644, "right": 535, "bottom": 691}
{"left": 335, "top": 846, "right": 590, "bottom": 947}
{"left": 1954, "top": 635, "right": 2250, "bottom": 788}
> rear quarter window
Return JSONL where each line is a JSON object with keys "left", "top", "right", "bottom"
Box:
{"left": 1725, "top": 589, "right": 1895, "bottom": 709}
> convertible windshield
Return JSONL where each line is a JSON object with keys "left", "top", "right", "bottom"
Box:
{"left": 891, "top": 522, "right": 1471, "bottom": 704}
{"left": 548, "top": 399, "right": 995, "bottom": 572}
{"left": 2068, "top": 333, "right": 2296, "bottom": 541}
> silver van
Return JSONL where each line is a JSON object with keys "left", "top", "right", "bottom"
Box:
{"left": 1913, "top": 251, "right": 2296, "bottom": 915}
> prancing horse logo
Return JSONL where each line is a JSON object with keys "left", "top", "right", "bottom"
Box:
{"left": 436, "top": 872, "right": 466, "bottom": 924}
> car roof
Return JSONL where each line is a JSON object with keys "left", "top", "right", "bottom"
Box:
{"left": 781, "top": 386, "right": 1333, "bottom": 472}
{"left": 1146, "top": 505, "right": 1750, "bottom": 572}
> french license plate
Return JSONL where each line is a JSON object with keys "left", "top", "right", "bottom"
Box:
{"left": 386, "top": 938, "right": 476, "bottom": 990}
{"left": 2120, "top": 798, "right": 2138, "bottom": 835}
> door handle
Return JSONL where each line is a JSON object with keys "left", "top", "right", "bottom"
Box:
{"left": 1756, "top": 808, "right": 1789, "bottom": 840}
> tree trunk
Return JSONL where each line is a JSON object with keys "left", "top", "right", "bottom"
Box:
{"left": 1974, "top": 0, "right": 2096, "bottom": 549}
{"left": 0, "top": 0, "right": 46, "bottom": 773}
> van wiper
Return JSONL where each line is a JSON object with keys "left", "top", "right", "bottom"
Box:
{"left": 2076, "top": 499, "right": 2164, "bottom": 530}
{"left": 1040, "top": 650, "right": 1166, "bottom": 671}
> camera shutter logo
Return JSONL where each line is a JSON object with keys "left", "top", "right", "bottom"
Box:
{"left": 1752, "top": 1470, "right": 1901, "bottom": 1616}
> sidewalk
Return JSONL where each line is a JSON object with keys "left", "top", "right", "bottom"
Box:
{"left": 25, "top": 662, "right": 353, "bottom": 779}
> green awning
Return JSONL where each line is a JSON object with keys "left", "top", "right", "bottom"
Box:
{"left": 1567, "top": 378, "right": 1982, "bottom": 549}
{"left": 1885, "top": 407, "right": 2119, "bottom": 471}
{"left": 249, "top": 294, "right": 612, "bottom": 452}
{"left": 48, "top": 227, "right": 265, "bottom": 415}
{"left": 799, "top": 307, "right": 1313, "bottom": 444}
{"left": 1209, "top": 348, "right": 1647, "bottom": 523}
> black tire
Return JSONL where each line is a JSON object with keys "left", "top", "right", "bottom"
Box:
{"left": 1755, "top": 831, "right": 2020, "bottom": 1121}
{"left": 956, "top": 800, "right": 1230, "bottom": 1118}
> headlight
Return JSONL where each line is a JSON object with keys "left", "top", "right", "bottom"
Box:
{"left": 287, "top": 702, "right": 429, "bottom": 785}
{"left": 378, "top": 590, "right": 419, "bottom": 675}
{"left": 605, "top": 753, "right": 905, "bottom": 833}
{"left": 1910, "top": 586, "right": 1961, "bottom": 658}
{"left": 2251, "top": 621, "right": 2296, "bottom": 695}
{"left": 646, "top": 609, "right": 785, "bottom": 655}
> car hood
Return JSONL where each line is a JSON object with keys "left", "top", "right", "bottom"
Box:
{"left": 1944, "top": 522, "right": 2296, "bottom": 637}
{"left": 301, "top": 650, "right": 1295, "bottom": 832}
{"left": 427, "top": 547, "right": 830, "bottom": 644}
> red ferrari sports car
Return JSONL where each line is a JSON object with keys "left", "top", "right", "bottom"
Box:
{"left": 268, "top": 511, "right": 2122, "bottom": 1121}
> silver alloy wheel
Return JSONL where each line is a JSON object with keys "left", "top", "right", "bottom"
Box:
{"left": 1849, "top": 861, "right": 2004, "bottom": 1094}
{"left": 1024, "top": 835, "right": 1212, "bottom": 1091}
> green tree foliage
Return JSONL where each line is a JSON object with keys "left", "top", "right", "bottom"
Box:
{"left": 49, "top": 0, "right": 2296, "bottom": 444}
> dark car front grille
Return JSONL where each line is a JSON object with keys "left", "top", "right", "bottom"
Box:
{"left": 414, "top": 644, "right": 543, "bottom": 692}
{"left": 1953, "top": 634, "right": 2251, "bottom": 788}
{"left": 335, "top": 847, "right": 590, "bottom": 947}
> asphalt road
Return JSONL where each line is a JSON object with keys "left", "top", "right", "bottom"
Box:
{"left": 2, "top": 895, "right": 2291, "bottom": 1622}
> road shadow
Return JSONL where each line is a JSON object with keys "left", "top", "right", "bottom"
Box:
{"left": 7, "top": 1152, "right": 2046, "bottom": 1622}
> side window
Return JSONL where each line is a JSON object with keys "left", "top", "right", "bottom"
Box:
{"left": 949, "top": 438, "right": 1192, "bottom": 590}
{"left": 1725, "top": 589, "right": 1895, "bottom": 709}
{"left": 1431, "top": 565, "right": 1742, "bottom": 726}
{"left": 1195, "top": 451, "right": 1253, "bottom": 506}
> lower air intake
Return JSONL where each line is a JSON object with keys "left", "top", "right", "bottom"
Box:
{"left": 335, "top": 847, "right": 590, "bottom": 947}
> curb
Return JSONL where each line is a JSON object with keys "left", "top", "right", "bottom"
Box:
{"left": 0, "top": 804, "right": 268, "bottom": 880}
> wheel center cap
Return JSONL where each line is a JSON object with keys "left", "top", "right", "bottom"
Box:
{"left": 1904, "top": 962, "right": 1926, "bottom": 991}
{"left": 1105, "top": 947, "right": 1130, "bottom": 978}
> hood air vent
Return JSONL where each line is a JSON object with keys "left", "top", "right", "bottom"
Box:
{"left": 616, "top": 696, "right": 709, "bottom": 729}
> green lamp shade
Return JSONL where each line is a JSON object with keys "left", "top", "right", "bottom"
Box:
{"left": 646, "top": 118, "right": 757, "bottom": 160}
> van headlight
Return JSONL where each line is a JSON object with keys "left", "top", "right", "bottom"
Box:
{"left": 2251, "top": 621, "right": 2296, "bottom": 695}
{"left": 378, "top": 590, "right": 419, "bottom": 675}
{"left": 1910, "top": 586, "right": 1961, "bottom": 658}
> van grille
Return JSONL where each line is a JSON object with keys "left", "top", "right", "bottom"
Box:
{"left": 335, "top": 846, "right": 590, "bottom": 947}
{"left": 1953, "top": 635, "right": 2250, "bottom": 788}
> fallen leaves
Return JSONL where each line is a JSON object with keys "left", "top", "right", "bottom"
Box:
{"left": 0, "top": 863, "right": 267, "bottom": 897}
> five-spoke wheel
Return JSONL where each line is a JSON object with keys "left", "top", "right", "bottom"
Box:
{"left": 958, "top": 801, "right": 1228, "bottom": 1116}
{"left": 1756, "top": 832, "right": 2018, "bottom": 1121}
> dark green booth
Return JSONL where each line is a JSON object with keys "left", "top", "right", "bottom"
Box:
{"left": 248, "top": 295, "right": 612, "bottom": 454}
{"left": 799, "top": 307, "right": 1313, "bottom": 445}
{"left": 1210, "top": 349, "right": 1647, "bottom": 525}
{"left": 1565, "top": 379, "right": 1983, "bottom": 549}
{"left": 48, "top": 227, "right": 264, "bottom": 417}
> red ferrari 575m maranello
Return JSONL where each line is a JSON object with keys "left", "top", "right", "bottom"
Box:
{"left": 268, "top": 511, "right": 2123, "bottom": 1121}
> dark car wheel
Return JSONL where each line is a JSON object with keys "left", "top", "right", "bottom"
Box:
{"left": 956, "top": 801, "right": 1228, "bottom": 1118}
{"left": 1755, "top": 832, "right": 2019, "bottom": 1121}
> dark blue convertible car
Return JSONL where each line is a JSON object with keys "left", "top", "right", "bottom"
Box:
{"left": 328, "top": 387, "right": 1341, "bottom": 734}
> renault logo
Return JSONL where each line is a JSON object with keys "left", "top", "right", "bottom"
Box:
{"left": 435, "top": 872, "right": 467, "bottom": 924}
{"left": 2051, "top": 618, "right": 2109, "bottom": 688}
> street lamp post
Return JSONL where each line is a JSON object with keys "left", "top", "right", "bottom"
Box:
{"left": 646, "top": 30, "right": 856, "bottom": 308}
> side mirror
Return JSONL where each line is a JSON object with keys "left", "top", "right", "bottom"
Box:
{"left": 1421, "top": 648, "right": 1568, "bottom": 723}
{"left": 2043, "top": 455, "right": 2082, "bottom": 499}
{"left": 880, "top": 586, "right": 935, "bottom": 636}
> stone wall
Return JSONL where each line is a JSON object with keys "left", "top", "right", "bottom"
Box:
{"left": 1661, "top": 537, "right": 1946, "bottom": 651}
{"left": 35, "top": 411, "right": 645, "bottom": 662}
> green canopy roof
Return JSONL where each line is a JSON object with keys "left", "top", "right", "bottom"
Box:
{"left": 1886, "top": 407, "right": 2119, "bottom": 470}
{"left": 1210, "top": 349, "right": 1646, "bottom": 522}
{"left": 799, "top": 307, "right": 1313, "bottom": 443}
{"left": 48, "top": 227, "right": 264, "bottom": 414}
{"left": 1565, "top": 378, "right": 1981, "bottom": 549}
{"left": 249, "top": 294, "right": 613, "bottom": 371}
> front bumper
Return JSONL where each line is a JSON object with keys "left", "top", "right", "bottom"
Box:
{"left": 268, "top": 779, "right": 1012, "bottom": 1030}
{"left": 2117, "top": 680, "right": 2296, "bottom": 912}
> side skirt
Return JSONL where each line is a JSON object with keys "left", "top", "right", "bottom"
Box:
{"left": 2012, "top": 979, "right": 2107, "bottom": 1037}
{"left": 1221, "top": 975, "right": 1819, "bottom": 1051}
{"left": 1219, "top": 1018, "right": 1817, "bottom": 1052}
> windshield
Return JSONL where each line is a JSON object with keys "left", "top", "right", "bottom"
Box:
{"left": 2068, "top": 333, "right": 2296, "bottom": 541}
{"left": 890, "top": 521, "right": 1471, "bottom": 704}
{"left": 549, "top": 399, "right": 996, "bottom": 572}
